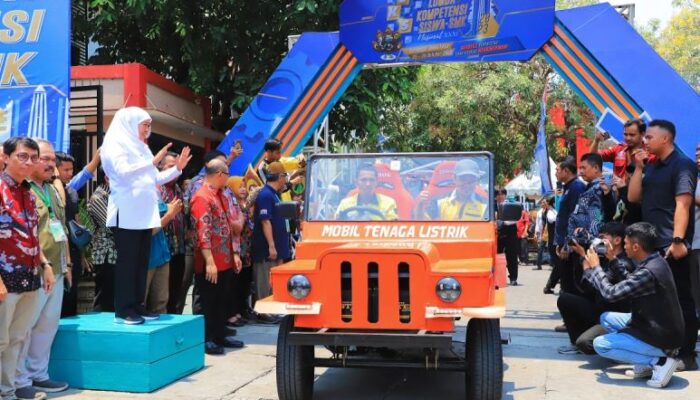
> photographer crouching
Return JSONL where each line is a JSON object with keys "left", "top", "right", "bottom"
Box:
{"left": 582, "top": 222, "right": 684, "bottom": 388}
{"left": 557, "top": 222, "right": 633, "bottom": 355}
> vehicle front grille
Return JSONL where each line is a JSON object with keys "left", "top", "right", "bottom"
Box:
{"left": 338, "top": 260, "right": 412, "bottom": 325}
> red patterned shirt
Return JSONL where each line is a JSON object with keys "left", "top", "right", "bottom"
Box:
{"left": 0, "top": 172, "right": 42, "bottom": 293}
{"left": 191, "top": 183, "right": 241, "bottom": 273}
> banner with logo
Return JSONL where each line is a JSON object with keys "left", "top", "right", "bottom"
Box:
{"left": 0, "top": 0, "right": 71, "bottom": 151}
{"left": 340, "top": 0, "right": 554, "bottom": 64}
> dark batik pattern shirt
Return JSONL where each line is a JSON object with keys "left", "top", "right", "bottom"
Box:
{"left": 158, "top": 183, "right": 186, "bottom": 255}
{"left": 0, "top": 172, "right": 42, "bottom": 293}
{"left": 88, "top": 184, "right": 117, "bottom": 265}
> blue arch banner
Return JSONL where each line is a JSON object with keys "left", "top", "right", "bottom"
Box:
{"left": 340, "top": 0, "right": 555, "bottom": 64}
{"left": 0, "top": 0, "right": 70, "bottom": 151}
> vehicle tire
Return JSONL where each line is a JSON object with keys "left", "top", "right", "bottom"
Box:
{"left": 277, "top": 315, "right": 314, "bottom": 400}
{"left": 465, "top": 318, "right": 503, "bottom": 400}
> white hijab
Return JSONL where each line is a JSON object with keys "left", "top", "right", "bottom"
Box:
{"left": 102, "top": 107, "right": 153, "bottom": 162}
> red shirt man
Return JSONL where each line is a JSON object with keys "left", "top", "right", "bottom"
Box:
{"left": 590, "top": 119, "right": 655, "bottom": 179}
{"left": 191, "top": 183, "right": 241, "bottom": 274}
{"left": 190, "top": 159, "right": 243, "bottom": 354}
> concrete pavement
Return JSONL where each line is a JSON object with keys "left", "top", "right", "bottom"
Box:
{"left": 55, "top": 263, "right": 699, "bottom": 399}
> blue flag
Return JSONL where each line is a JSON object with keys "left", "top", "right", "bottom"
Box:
{"left": 534, "top": 89, "right": 552, "bottom": 195}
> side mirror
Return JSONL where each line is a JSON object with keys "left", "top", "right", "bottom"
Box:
{"left": 498, "top": 202, "right": 523, "bottom": 222}
{"left": 276, "top": 201, "right": 300, "bottom": 220}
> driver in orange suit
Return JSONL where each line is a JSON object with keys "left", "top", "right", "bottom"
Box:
{"left": 335, "top": 163, "right": 398, "bottom": 221}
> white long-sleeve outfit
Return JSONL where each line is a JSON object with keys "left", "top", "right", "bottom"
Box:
{"left": 99, "top": 107, "right": 181, "bottom": 319}
{"left": 101, "top": 108, "right": 181, "bottom": 229}
{"left": 534, "top": 208, "right": 557, "bottom": 242}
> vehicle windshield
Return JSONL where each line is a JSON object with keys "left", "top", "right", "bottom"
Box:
{"left": 306, "top": 153, "right": 492, "bottom": 222}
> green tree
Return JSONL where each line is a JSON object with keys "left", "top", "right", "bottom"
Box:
{"left": 74, "top": 0, "right": 416, "bottom": 136}
{"left": 381, "top": 58, "right": 594, "bottom": 184}
{"left": 655, "top": 2, "right": 700, "bottom": 90}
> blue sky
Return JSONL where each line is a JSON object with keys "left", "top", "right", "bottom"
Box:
{"left": 607, "top": 0, "right": 677, "bottom": 28}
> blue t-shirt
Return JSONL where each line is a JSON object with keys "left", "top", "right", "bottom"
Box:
{"left": 253, "top": 185, "right": 291, "bottom": 262}
{"left": 148, "top": 199, "right": 171, "bottom": 269}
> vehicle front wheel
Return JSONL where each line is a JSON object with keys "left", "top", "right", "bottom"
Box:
{"left": 465, "top": 318, "right": 503, "bottom": 400}
{"left": 277, "top": 315, "right": 314, "bottom": 400}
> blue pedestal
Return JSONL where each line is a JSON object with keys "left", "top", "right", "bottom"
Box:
{"left": 49, "top": 313, "right": 204, "bottom": 393}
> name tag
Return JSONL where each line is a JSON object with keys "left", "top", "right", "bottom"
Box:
{"left": 49, "top": 219, "right": 67, "bottom": 243}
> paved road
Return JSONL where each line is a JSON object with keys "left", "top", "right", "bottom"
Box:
{"left": 56, "top": 264, "right": 699, "bottom": 400}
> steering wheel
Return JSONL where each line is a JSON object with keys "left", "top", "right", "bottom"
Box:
{"left": 338, "top": 206, "right": 387, "bottom": 221}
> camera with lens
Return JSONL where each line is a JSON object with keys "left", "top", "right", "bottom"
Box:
{"left": 569, "top": 229, "right": 608, "bottom": 256}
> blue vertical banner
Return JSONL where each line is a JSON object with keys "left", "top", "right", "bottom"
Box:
{"left": 0, "top": 0, "right": 71, "bottom": 151}
{"left": 534, "top": 87, "right": 552, "bottom": 195}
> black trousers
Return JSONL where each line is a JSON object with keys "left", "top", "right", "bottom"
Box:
{"left": 167, "top": 253, "right": 186, "bottom": 314}
{"left": 498, "top": 232, "right": 519, "bottom": 282}
{"left": 545, "top": 244, "right": 560, "bottom": 290}
{"left": 228, "top": 266, "right": 253, "bottom": 319}
{"left": 557, "top": 292, "right": 602, "bottom": 345}
{"left": 93, "top": 263, "right": 116, "bottom": 312}
{"left": 195, "top": 269, "right": 233, "bottom": 342}
{"left": 113, "top": 228, "right": 152, "bottom": 316}
{"left": 666, "top": 254, "right": 699, "bottom": 359}
{"left": 519, "top": 238, "right": 529, "bottom": 263}
{"left": 558, "top": 253, "right": 585, "bottom": 295}
{"left": 60, "top": 244, "right": 82, "bottom": 317}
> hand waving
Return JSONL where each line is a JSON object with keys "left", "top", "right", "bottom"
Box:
{"left": 175, "top": 146, "right": 192, "bottom": 171}
{"left": 153, "top": 143, "right": 173, "bottom": 166}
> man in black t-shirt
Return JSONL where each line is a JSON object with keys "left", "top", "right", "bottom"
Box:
{"left": 628, "top": 119, "right": 698, "bottom": 371}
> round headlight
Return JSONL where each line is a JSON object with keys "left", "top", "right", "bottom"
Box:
{"left": 287, "top": 275, "right": 311, "bottom": 300}
{"left": 436, "top": 277, "right": 461, "bottom": 303}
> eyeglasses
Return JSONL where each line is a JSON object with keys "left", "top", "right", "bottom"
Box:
{"left": 39, "top": 156, "right": 56, "bottom": 163}
{"left": 15, "top": 153, "right": 39, "bottom": 164}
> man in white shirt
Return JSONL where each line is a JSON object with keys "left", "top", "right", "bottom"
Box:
{"left": 101, "top": 107, "right": 191, "bottom": 325}
{"left": 535, "top": 197, "right": 557, "bottom": 271}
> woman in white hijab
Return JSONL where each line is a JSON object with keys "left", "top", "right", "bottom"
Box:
{"left": 101, "top": 107, "right": 191, "bottom": 324}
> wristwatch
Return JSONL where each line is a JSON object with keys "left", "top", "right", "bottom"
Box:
{"left": 672, "top": 237, "right": 686, "bottom": 245}
{"left": 40, "top": 261, "right": 53, "bottom": 270}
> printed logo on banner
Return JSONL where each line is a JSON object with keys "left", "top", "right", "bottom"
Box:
{"left": 340, "top": 0, "right": 555, "bottom": 64}
{"left": 0, "top": 0, "right": 71, "bottom": 150}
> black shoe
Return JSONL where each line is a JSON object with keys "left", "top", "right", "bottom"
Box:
{"left": 114, "top": 312, "right": 144, "bottom": 325}
{"left": 227, "top": 319, "right": 245, "bottom": 328}
{"left": 135, "top": 305, "right": 160, "bottom": 321}
{"left": 205, "top": 341, "right": 224, "bottom": 355}
{"left": 215, "top": 336, "right": 245, "bottom": 348}
{"left": 677, "top": 355, "right": 699, "bottom": 371}
{"left": 543, "top": 287, "right": 554, "bottom": 294}
{"left": 509, "top": 280, "right": 518, "bottom": 286}
{"left": 225, "top": 326, "right": 238, "bottom": 336}
{"left": 32, "top": 379, "right": 68, "bottom": 393}
{"left": 255, "top": 313, "right": 281, "bottom": 324}
{"left": 554, "top": 324, "right": 567, "bottom": 333}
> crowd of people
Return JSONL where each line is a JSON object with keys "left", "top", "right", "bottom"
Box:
{"left": 0, "top": 107, "right": 307, "bottom": 400}
{"left": 0, "top": 107, "right": 697, "bottom": 398}
{"left": 501, "top": 119, "right": 699, "bottom": 389}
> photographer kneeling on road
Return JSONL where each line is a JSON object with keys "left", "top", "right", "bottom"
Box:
{"left": 557, "top": 222, "right": 633, "bottom": 355}
{"left": 583, "top": 222, "right": 684, "bottom": 388}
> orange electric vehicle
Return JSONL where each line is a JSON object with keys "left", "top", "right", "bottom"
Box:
{"left": 255, "top": 152, "right": 520, "bottom": 400}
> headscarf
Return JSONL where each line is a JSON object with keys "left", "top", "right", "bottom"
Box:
{"left": 227, "top": 176, "right": 244, "bottom": 194}
{"left": 101, "top": 107, "right": 153, "bottom": 164}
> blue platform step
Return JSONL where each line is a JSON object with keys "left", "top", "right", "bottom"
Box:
{"left": 49, "top": 313, "right": 204, "bottom": 393}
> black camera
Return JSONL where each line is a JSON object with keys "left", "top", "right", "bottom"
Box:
{"left": 569, "top": 229, "right": 592, "bottom": 249}
{"left": 569, "top": 229, "right": 608, "bottom": 256}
